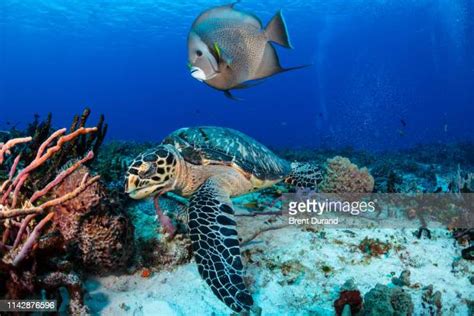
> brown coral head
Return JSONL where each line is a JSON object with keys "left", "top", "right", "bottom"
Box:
{"left": 321, "top": 156, "right": 375, "bottom": 194}
{"left": 78, "top": 211, "right": 134, "bottom": 275}
{"left": 52, "top": 166, "right": 104, "bottom": 241}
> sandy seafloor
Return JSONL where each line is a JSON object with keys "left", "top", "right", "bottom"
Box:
{"left": 83, "top": 195, "right": 474, "bottom": 316}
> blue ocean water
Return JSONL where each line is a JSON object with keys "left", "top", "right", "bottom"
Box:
{"left": 0, "top": 0, "right": 473, "bottom": 150}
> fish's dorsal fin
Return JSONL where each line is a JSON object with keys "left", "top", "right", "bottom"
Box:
{"left": 228, "top": 0, "right": 241, "bottom": 9}
{"left": 265, "top": 10, "right": 293, "bottom": 48}
{"left": 192, "top": 1, "right": 262, "bottom": 30}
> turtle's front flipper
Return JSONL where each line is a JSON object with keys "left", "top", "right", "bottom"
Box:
{"left": 188, "top": 177, "right": 253, "bottom": 312}
{"left": 285, "top": 162, "right": 324, "bottom": 190}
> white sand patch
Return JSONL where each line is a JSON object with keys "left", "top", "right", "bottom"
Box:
{"left": 85, "top": 220, "right": 472, "bottom": 315}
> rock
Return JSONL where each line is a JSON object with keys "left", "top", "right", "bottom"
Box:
{"left": 421, "top": 285, "right": 433, "bottom": 303}
{"left": 390, "top": 287, "right": 414, "bottom": 316}
{"left": 392, "top": 270, "right": 411, "bottom": 287}
{"left": 422, "top": 285, "right": 442, "bottom": 313}
{"left": 341, "top": 279, "right": 357, "bottom": 292}
{"left": 432, "top": 291, "right": 442, "bottom": 310}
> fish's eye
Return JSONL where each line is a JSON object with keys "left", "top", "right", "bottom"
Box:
{"left": 196, "top": 50, "right": 203, "bottom": 57}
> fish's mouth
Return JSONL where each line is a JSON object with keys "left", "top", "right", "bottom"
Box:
{"left": 190, "top": 66, "right": 218, "bottom": 82}
{"left": 190, "top": 67, "right": 206, "bottom": 81}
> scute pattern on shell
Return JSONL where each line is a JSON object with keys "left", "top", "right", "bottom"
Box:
{"left": 162, "top": 126, "right": 291, "bottom": 180}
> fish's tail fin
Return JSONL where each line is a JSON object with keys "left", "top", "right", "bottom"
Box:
{"left": 265, "top": 10, "right": 293, "bottom": 49}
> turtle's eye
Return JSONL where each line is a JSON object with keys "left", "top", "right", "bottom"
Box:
{"left": 196, "top": 50, "right": 203, "bottom": 57}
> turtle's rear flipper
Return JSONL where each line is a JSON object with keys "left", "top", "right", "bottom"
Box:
{"left": 284, "top": 162, "right": 323, "bottom": 190}
{"left": 188, "top": 178, "right": 253, "bottom": 312}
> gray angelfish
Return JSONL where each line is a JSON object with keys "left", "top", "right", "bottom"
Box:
{"left": 187, "top": 1, "right": 307, "bottom": 99}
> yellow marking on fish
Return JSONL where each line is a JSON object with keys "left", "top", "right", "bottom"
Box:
{"left": 214, "top": 42, "right": 221, "bottom": 59}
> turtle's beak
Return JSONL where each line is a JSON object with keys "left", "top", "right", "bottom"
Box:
{"left": 125, "top": 175, "right": 139, "bottom": 197}
{"left": 125, "top": 174, "right": 162, "bottom": 200}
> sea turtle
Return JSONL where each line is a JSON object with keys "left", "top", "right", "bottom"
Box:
{"left": 125, "top": 126, "right": 323, "bottom": 312}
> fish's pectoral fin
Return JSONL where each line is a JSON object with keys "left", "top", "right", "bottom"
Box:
{"left": 224, "top": 90, "right": 243, "bottom": 101}
{"left": 213, "top": 42, "right": 233, "bottom": 65}
{"left": 213, "top": 42, "right": 221, "bottom": 59}
{"left": 265, "top": 10, "right": 293, "bottom": 49}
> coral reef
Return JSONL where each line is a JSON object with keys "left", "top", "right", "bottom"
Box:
{"left": 0, "top": 113, "right": 133, "bottom": 313}
{"left": 0, "top": 128, "right": 99, "bottom": 266}
{"left": 51, "top": 165, "right": 135, "bottom": 273}
{"left": 320, "top": 156, "right": 375, "bottom": 193}
{"left": 0, "top": 128, "right": 100, "bottom": 312}
{"left": 41, "top": 271, "right": 89, "bottom": 315}
{"left": 24, "top": 109, "right": 107, "bottom": 165}
{"left": 2, "top": 109, "right": 107, "bottom": 192}
{"left": 3, "top": 127, "right": 473, "bottom": 315}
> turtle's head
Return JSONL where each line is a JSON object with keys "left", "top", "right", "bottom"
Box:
{"left": 125, "top": 145, "right": 180, "bottom": 199}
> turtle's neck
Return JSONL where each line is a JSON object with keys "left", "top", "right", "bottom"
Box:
{"left": 173, "top": 160, "right": 249, "bottom": 197}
